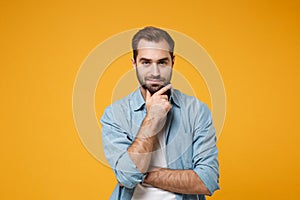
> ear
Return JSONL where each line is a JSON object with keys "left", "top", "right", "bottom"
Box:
{"left": 131, "top": 57, "right": 137, "bottom": 69}
{"left": 172, "top": 55, "right": 175, "bottom": 67}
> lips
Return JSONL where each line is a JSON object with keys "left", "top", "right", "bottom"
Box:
{"left": 145, "top": 78, "right": 164, "bottom": 84}
{"left": 147, "top": 80, "right": 162, "bottom": 84}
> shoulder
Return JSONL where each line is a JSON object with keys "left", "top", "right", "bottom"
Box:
{"left": 101, "top": 91, "right": 136, "bottom": 121}
{"left": 173, "top": 89, "right": 209, "bottom": 111}
{"left": 173, "top": 89, "right": 212, "bottom": 124}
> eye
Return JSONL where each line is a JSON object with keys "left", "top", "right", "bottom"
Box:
{"left": 141, "top": 61, "right": 151, "bottom": 66}
{"left": 158, "top": 61, "right": 168, "bottom": 66}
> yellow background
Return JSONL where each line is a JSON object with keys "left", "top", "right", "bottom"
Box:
{"left": 1, "top": 0, "right": 300, "bottom": 199}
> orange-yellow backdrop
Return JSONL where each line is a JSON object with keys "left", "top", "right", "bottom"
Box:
{"left": 1, "top": 0, "right": 300, "bottom": 199}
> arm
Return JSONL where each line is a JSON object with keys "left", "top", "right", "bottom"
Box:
{"left": 101, "top": 85, "right": 172, "bottom": 188}
{"left": 144, "top": 103, "right": 220, "bottom": 195}
{"left": 144, "top": 168, "right": 210, "bottom": 195}
{"left": 101, "top": 105, "right": 145, "bottom": 189}
{"left": 126, "top": 116, "right": 157, "bottom": 174}
{"left": 128, "top": 85, "right": 172, "bottom": 173}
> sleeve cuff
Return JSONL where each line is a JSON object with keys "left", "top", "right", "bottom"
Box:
{"left": 193, "top": 167, "right": 220, "bottom": 195}
{"left": 114, "top": 150, "right": 147, "bottom": 189}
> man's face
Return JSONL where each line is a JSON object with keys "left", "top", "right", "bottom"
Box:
{"left": 132, "top": 39, "right": 174, "bottom": 94}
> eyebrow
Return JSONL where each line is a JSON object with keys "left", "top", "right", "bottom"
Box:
{"left": 139, "top": 57, "right": 151, "bottom": 62}
{"left": 157, "top": 57, "right": 170, "bottom": 62}
{"left": 138, "top": 57, "right": 170, "bottom": 62}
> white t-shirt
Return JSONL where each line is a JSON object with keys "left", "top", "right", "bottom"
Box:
{"left": 131, "top": 131, "right": 176, "bottom": 200}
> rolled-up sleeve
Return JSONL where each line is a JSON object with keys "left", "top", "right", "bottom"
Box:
{"left": 100, "top": 106, "right": 146, "bottom": 189}
{"left": 192, "top": 103, "right": 220, "bottom": 195}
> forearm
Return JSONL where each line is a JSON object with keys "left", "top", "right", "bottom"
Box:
{"left": 128, "top": 115, "right": 161, "bottom": 173}
{"left": 144, "top": 168, "right": 210, "bottom": 195}
{"left": 128, "top": 86, "right": 171, "bottom": 174}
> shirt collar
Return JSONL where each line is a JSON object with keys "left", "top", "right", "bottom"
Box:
{"left": 132, "top": 87, "right": 146, "bottom": 111}
{"left": 132, "top": 86, "right": 180, "bottom": 111}
{"left": 170, "top": 88, "right": 180, "bottom": 108}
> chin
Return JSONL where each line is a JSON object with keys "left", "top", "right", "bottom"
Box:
{"left": 142, "top": 84, "right": 163, "bottom": 95}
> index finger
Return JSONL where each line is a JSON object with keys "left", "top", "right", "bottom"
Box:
{"left": 155, "top": 84, "right": 172, "bottom": 95}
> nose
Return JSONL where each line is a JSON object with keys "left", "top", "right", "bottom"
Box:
{"left": 151, "top": 63, "right": 160, "bottom": 76}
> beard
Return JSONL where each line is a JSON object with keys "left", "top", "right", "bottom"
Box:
{"left": 141, "top": 83, "right": 171, "bottom": 100}
{"left": 136, "top": 67, "right": 172, "bottom": 95}
{"left": 141, "top": 83, "right": 164, "bottom": 95}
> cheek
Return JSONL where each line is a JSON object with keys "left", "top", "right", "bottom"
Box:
{"left": 161, "top": 67, "right": 172, "bottom": 76}
{"left": 136, "top": 67, "right": 149, "bottom": 76}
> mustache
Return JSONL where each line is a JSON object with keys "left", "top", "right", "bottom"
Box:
{"left": 145, "top": 76, "right": 165, "bottom": 82}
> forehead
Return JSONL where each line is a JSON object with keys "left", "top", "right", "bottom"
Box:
{"left": 136, "top": 39, "right": 171, "bottom": 59}
{"left": 137, "top": 39, "right": 170, "bottom": 51}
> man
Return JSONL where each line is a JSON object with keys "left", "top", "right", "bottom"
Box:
{"left": 101, "top": 26, "right": 219, "bottom": 199}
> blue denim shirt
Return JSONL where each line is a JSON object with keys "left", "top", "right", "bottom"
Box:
{"left": 100, "top": 88, "right": 219, "bottom": 200}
